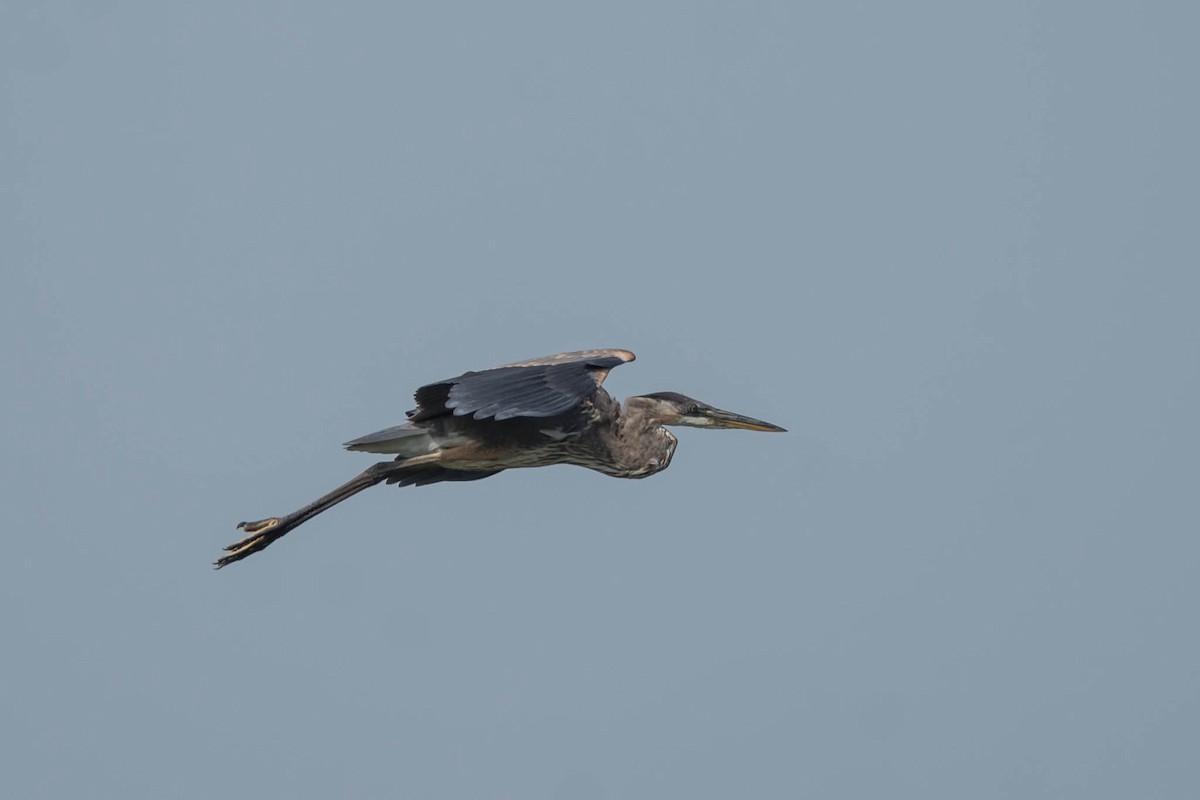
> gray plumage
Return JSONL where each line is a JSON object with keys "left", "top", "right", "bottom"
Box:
{"left": 217, "top": 348, "right": 784, "bottom": 568}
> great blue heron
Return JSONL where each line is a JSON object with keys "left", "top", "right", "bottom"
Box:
{"left": 217, "top": 349, "right": 785, "bottom": 568}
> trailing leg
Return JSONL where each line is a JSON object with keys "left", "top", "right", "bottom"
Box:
{"left": 216, "top": 461, "right": 401, "bottom": 569}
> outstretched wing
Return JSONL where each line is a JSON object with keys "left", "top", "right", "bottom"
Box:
{"left": 409, "top": 349, "right": 635, "bottom": 422}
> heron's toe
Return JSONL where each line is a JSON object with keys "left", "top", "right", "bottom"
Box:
{"left": 235, "top": 517, "right": 282, "bottom": 535}
{"left": 215, "top": 517, "right": 286, "bottom": 569}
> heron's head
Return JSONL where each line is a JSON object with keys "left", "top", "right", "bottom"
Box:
{"left": 633, "top": 392, "right": 786, "bottom": 432}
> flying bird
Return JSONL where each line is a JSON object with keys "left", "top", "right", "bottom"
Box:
{"left": 217, "top": 349, "right": 785, "bottom": 568}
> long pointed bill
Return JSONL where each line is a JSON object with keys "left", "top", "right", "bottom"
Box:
{"left": 705, "top": 407, "right": 787, "bottom": 432}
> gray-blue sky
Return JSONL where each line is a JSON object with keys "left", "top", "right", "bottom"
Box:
{"left": 3, "top": 2, "right": 1197, "bottom": 797}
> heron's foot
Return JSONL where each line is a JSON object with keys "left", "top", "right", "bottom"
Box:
{"left": 214, "top": 517, "right": 285, "bottom": 569}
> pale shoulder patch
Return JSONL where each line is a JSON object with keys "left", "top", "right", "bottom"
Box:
{"left": 496, "top": 349, "right": 636, "bottom": 368}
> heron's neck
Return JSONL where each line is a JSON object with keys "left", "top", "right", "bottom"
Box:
{"left": 610, "top": 397, "right": 678, "bottom": 477}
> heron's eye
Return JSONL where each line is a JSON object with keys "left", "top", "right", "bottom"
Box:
{"left": 687, "top": 404, "right": 700, "bottom": 415}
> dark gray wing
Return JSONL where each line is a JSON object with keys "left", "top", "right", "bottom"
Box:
{"left": 409, "top": 349, "right": 635, "bottom": 422}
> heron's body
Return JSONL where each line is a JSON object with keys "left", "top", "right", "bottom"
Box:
{"left": 217, "top": 349, "right": 782, "bottom": 568}
{"left": 346, "top": 389, "right": 677, "bottom": 478}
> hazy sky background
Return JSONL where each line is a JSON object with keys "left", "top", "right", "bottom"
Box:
{"left": 3, "top": 2, "right": 1197, "bottom": 797}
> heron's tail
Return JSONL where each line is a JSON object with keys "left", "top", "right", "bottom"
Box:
{"left": 343, "top": 423, "right": 434, "bottom": 455}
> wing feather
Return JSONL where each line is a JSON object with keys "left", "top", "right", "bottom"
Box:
{"left": 408, "top": 349, "right": 634, "bottom": 422}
